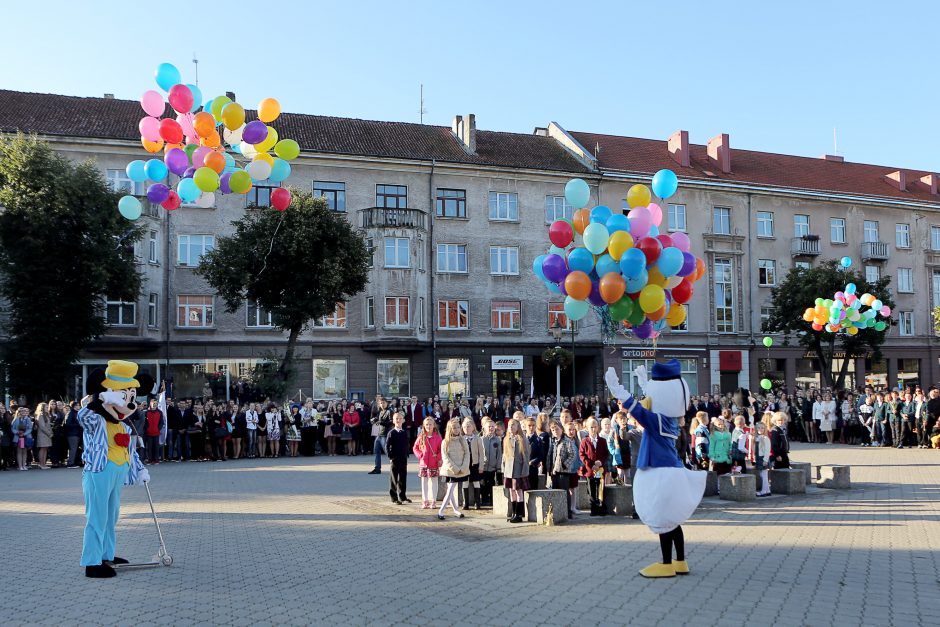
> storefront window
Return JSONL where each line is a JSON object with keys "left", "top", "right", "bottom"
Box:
{"left": 438, "top": 358, "right": 469, "bottom": 400}
{"left": 865, "top": 358, "right": 887, "bottom": 390}
{"left": 795, "top": 358, "right": 820, "bottom": 390}
{"left": 377, "top": 358, "right": 409, "bottom": 399}
{"left": 758, "top": 358, "right": 785, "bottom": 389}
{"left": 830, "top": 358, "right": 856, "bottom": 389}
{"left": 167, "top": 359, "right": 260, "bottom": 400}
{"left": 621, "top": 358, "right": 697, "bottom": 397}
{"left": 898, "top": 358, "right": 920, "bottom": 391}
{"left": 313, "top": 359, "right": 347, "bottom": 400}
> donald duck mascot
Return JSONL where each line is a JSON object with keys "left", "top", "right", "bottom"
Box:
{"left": 605, "top": 360, "right": 705, "bottom": 578}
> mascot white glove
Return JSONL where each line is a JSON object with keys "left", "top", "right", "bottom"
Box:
{"left": 138, "top": 467, "right": 151, "bottom": 485}
{"left": 605, "top": 367, "right": 630, "bottom": 402}
{"left": 634, "top": 365, "right": 649, "bottom": 393}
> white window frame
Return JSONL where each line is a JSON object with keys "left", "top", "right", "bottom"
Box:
{"left": 757, "top": 259, "right": 776, "bottom": 286}
{"left": 385, "top": 296, "right": 410, "bottom": 328}
{"left": 794, "top": 260, "right": 811, "bottom": 270}
{"left": 365, "top": 237, "right": 374, "bottom": 269}
{"left": 712, "top": 207, "right": 731, "bottom": 235}
{"left": 106, "top": 169, "right": 144, "bottom": 196}
{"left": 491, "top": 300, "right": 521, "bottom": 331}
{"left": 830, "top": 218, "right": 846, "bottom": 244}
{"left": 438, "top": 299, "right": 469, "bottom": 330}
{"left": 436, "top": 244, "right": 468, "bottom": 273}
{"left": 544, "top": 195, "right": 573, "bottom": 223}
{"left": 714, "top": 258, "right": 734, "bottom": 333}
{"left": 104, "top": 298, "right": 136, "bottom": 327}
{"left": 897, "top": 268, "right": 913, "bottom": 293}
{"left": 384, "top": 237, "right": 410, "bottom": 269}
{"left": 760, "top": 306, "right": 774, "bottom": 329}
{"left": 147, "top": 293, "right": 158, "bottom": 328}
{"left": 246, "top": 301, "right": 275, "bottom": 328}
{"left": 668, "top": 204, "right": 687, "bottom": 232}
{"left": 177, "top": 295, "right": 214, "bottom": 328}
{"left": 864, "top": 220, "right": 879, "bottom": 243}
{"left": 865, "top": 265, "right": 880, "bottom": 283}
{"left": 148, "top": 230, "right": 159, "bottom": 263}
{"left": 899, "top": 311, "right": 913, "bottom": 336}
{"left": 548, "top": 302, "right": 573, "bottom": 331}
{"left": 365, "top": 296, "right": 375, "bottom": 328}
{"left": 177, "top": 235, "right": 214, "bottom": 267}
{"left": 756, "top": 212, "right": 774, "bottom": 238}
{"left": 490, "top": 246, "right": 519, "bottom": 276}
{"left": 932, "top": 226, "right": 940, "bottom": 251}
{"left": 896, "top": 223, "right": 911, "bottom": 249}
{"left": 488, "top": 192, "right": 519, "bottom": 222}
{"left": 314, "top": 302, "right": 347, "bottom": 328}
{"left": 794, "top": 214, "right": 810, "bottom": 237}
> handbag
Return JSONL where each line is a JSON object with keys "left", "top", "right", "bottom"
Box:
{"left": 330, "top": 421, "right": 343, "bottom": 435}
{"left": 340, "top": 426, "right": 352, "bottom": 441}
{"left": 214, "top": 427, "right": 229, "bottom": 439}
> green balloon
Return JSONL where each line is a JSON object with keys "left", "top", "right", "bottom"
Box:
{"left": 228, "top": 170, "right": 252, "bottom": 194}
{"left": 874, "top": 321, "right": 887, "bottom": 331}
{"left": 626, "top": 300, "right": 646, "bottom": 326}
{"left": 762, "top": 336, "right": 773, "bottom": 348}
{"left": 193, "top": 167, "right": 220, "bottom": 192}
{"left": 814, "top": 297, "right": 824, "bottom": 306}
{"left": 184, "top": 143, "right": 199, "bottom": 164}
{"left": 211, "top": 95, "right": 232, "bottom": 120}
{"left": 609, "top": 296, "right": 634, "bottom": 321}
{"left": 760, "top": 378, "right": 772, "bottom": 390}
{"left": 274, "top": 138, "right": 300, "bottom": 161}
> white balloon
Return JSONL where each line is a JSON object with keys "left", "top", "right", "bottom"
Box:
{"left": 665, "top": 275, "right": 683, "bottom": 289}
{"left": 246, "top": 160, "right": 272, "bottom": 181}
{"left": 195, "top": 192, "right": 215, "bottom": 208}
{"left": 224, "top": 124, "right": 245, "bottom": 147}
{"left": 240, "top": 141, "right": 259, "bottom": 159}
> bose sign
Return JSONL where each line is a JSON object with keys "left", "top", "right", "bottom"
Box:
{"left": 491, "top": 355, "right": 523, "bottom": 370}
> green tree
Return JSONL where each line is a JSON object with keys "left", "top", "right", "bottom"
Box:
{"left": 0, "top": 134, "right": 142, "bottom": 401}
{"left": 196, "top": 190, "right": 370, "bottom": 398}
{"left": 763, "top": 260, "right": 894, "bottom": 390}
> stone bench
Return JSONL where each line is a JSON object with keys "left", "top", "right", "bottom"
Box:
{"left": 577, "top": 480, "right": 591, "bottom": 510}
{"left": 719, "top": 473, "right": 756, "bottom": 501}
{"left": 705, "top": 471, "right": 719, "bottom": 497}
{"left": 491, "top": 487, "right": 513, "bottom": 518}
{"left": 770, "top": 468, "right": 806, "bottom": 495}
{"left": 525, "top": 489, "right": 568, "bottom": 524}
{"left": 817, "top": 465, "right": 851, "bottom": 489}
{"left": 602, "top": 484, "right": 633, "bottom": 516}
{"left": 790, "top": 462, "right": 812, "bottom": 486}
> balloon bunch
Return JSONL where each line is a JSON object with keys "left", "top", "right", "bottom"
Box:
{"left": 802, "top": 279, "right": 891, "bottom": 335}
{"left": 532, "top": 171, "right": 706, "bottom": 340}
{"left": 117, "top": 62, "right": 298, "bottom": 220}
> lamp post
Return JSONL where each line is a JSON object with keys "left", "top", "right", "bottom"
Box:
{"left": 551, "top": 319, "right": 563, "bottom": 417}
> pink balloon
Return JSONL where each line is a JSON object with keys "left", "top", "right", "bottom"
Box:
{"left": 176, "top": 113, "right": 198, "bottom": 143}
{"left": 880, "top": 305, "right": 891, "bottom": 317}
{"left": 647, "top": 203, "right": 663, "bottom": 227}
{"left": 192, "top": 146, "right": 212, "bottom": 168}
{"left": 168, "top": 84, "right": 194, "bottom": 114}
{"left": 627, "top": 206, "right": 651, "bottom": 239}
{"left": 140, "top": 90, "right": 165, "bottom": 117}
{"left": 670, "top": 231, "right": 691, "bottom": 252}
{"left": 138, "top": 116, "right": 160, "bottom": 142}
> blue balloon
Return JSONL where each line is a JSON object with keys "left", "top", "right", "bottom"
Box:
{"left": 590, "top": 205, "right": 612, "bottom": 224}
{"left": 871, "top": 299, "right": 883, "bottom": 311}
{"left": 177, "top": 178, "right": 200, "bottom": 203}
{"left": 606, "top": 213, "right": 631, "bottom": 233}
{"left": 154, "top": 62, "right": 181, "bottom": 92}
{"left": 544, "top": 280, "right": 561, "bottom": 294}
{"left": 595, "top": 253, "right": 620, "bottom": 277}
{"left": 533, "top": 255, "right": 547, "bottom": 281}
{"left": 564, "top": 296, "right": 590, "bottom": 321}
{"left": 649, "top": 224, "right": 660, "bottom": 237}
{"left": 203, "top": 97, "right": 214, "bottom": 115}
{"left": 651, "top": 169, "right": 678, "bottom": 199}
{"left": 223, "top": 153, "right": 237, "bottom": 173}
{"left": 565, "top": 178, "right": 590, "bottom": 209}
{"left": 118, "top": 195, "right": 142, "bottom": 221}
{"left": 186, "top": 83, "right": 203, "bottom": 113}
{"left": 840, "top": 256, "right": 852, "bottom": 268}
{"left": 845, "top": 282, "right": 857, "bottom": 295}
{"left": 567, "top": 247, "right": 595, "bottom": 274}
{"left": 657, "top": 247, "right": 684, "bottom": 277}
{"left": 268, "top": 158, "right": 291, "bottom": 183}
{"left": 619, "top": 248, "right": 647, "bottom": 278}
{"left": 125, "top": 160, "right": 147, "bottom": 183}
{"left": 144, "top": 159, "right": 168, "bottom": 181}
{"left": 624, "top": 268, "right": 649, "bottom": 293}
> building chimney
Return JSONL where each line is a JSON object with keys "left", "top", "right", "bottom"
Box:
{"left": 920, "top": 173, "right": 939, "bottom": 195}
{"left": 884, "top": 170, "right": 907, "bottom": 191}
{"left": 103, "top": 93, "right": 114, "bottom": 99}
{"left": 533, "top": 127, "right": 548, "bottom": 137}
{"left": 451, "top": 114, "right": 476, "bottom": 153}
{"left": 706, "top": 133, "right": 731, "bottom": 173}
{"left": 821, "top": 154, "right": 844, "bottom": 162}
{"left": 225, "top": 91, "right": 236, "bottom": 102}
{"left": 668, "top": 130, "right": 690, "bottom": 167}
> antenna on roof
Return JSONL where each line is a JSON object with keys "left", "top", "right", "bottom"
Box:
{"left": 193, "top": 53, "right": 199, "bottom": 86}
{"left": 833, "top": 126, "right": 838, "bottom": 156}
{"left": 595, "top": 142, "right": 600, "bottom": 160}
{"left": 419, "top": 84, "right": 427, "bottom": 124}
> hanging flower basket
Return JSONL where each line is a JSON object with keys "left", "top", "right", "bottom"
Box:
{"left": 541, "top": 347, "right": 573, "bottom": 369}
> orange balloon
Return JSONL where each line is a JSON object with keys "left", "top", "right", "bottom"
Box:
{"left": 141, "top": 137, "right": 164, "bottom": 153}
{"left": 648, "top": 266, "right": 668, "bottom": 287}
{"left": 564, "top": 271, "right": 591, "bottom": 300}
{"left": 599, "top": 272, "right": 626, "bottom": 304}
{"left": 693, "top": 257, "right": 706, "bottom": 281}
{"left": 193, "top": 111, "right": 215, "bottom": 138}
{"left": 572, "top": 209, "right": 591, "bottom": 235}
{"left": 202, "top": 129, "right": 221, "bottom": 148}
{"left": 203, "top": 151, "right": 226, "bottom": 174}
{"left": 163, "top": 142, "right": 184, "bottom": 152}
{"left": 647, "top": 304, "right": 667, "bottom": 321}
{"left": 802, "top": 309, "right": 814, "bottom": 322}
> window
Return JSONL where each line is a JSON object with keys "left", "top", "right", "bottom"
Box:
{"left": 896, "top": 223, "right": 911, "bottom": 248}
{"left": 177, "top": 235, "right": 214, "bottom": 267}
{"left": 365, "top": 237, "right": 374, "bottom": 269}
{"left": 899, "top": 311, "right": 913, "bottom": 336}
{"left": 417, "top": 297, "right": 425, "bottom": 330}
{"left": 794, "top": 215, "right": 809, "bottom": 237}
{"left": 712, "top": 207, "right": 731, "bottom": 234}
{"left": 864, "top": 220, "right": 879, "bottom": 243}
{"left": 545, "top": 195, "right": 573, "bottom": 223}
{"left": 760, "top": 306, "right": 774, "bottom": 328}
{"left": 438, "top": 358, "right": 470, "bottom": 398}
{"left": 377, "top": 358, "right": 409, "bottom": 397}
{"left": 436, "top": 244, "right": 467, "bottom": 273}
{"left": 673, "top": 305, "right": 689, "bottom": 332}
{"left": 622, "top": 358, "right": 698, "bottom": 397}
{"left": 548, "top": 302, "right": 573, "bottom": 331}
{"left": 490, "top": 246, "right": 519, "bottom": 275}
{"left": 491, "top": 300, "right": 521, "bottom": 331}
{"left": 489, "top": 192, "right": 518, "bottom": 221}
{"left": 794, "top": 260, "right": 811, "bottom": 270}
{"left": 438, "top": 300, "right": 469, "bottom": 329}
{"left": 148, "top": 230, "right": 158, "bottom": 263}
{"left": 147, "top": 293, "right": 158, "bottom": 328}
{"left": 830, "top": 218, "right": 846, "bottom": 244}
{"left": 377, "top": 184, "right": 407, "bottom": 208}
{"left": 668, "top": 204, "right": 687, "bottom": 232}
{"left": 898, "top": 268, "right": 913, "bottom": 293}
{"left": 246, "top": 301, "right": 275, "bottom": 328}
{"left": 365, "top": 296, "right": 375, "bottom": 328}
{"left": 105, "top": 298, "right": 135, "bottom": 326}
{"left": 756, "top": 211, "right": 774, "bottom": 237}
{"left": 436, "top": 189, "right": 467, "bottom": 218}
{"left": 758, "top": 259, "right": 776, "bottom": 286}
{"left": 177, "top": 295, "right": 213, "bottom": 328}
{"left": 315, "top": 302, "right": 347, "bottom": 328}
{"left": 934, "top": 272, "right": 940, "bottom": 310}
{"left": 313, "top": 359, "right": 347, "bottom": 400}
{"left": 384, "top": 238, "right": 409, "bottom": 268}
{"left": 313, "top": 181, "right": 346, "bottom": 212}
{"left": 106, "top": 169, "right": 144, "bottom": 196}
{"left": 714, "top": 258, "right": 734, "bottom": 332}
{"left": 865, "top": 265, "right": 880, "bottom": 283}
{"left": 932, "top": 226, "right": 940, "bottom": 251}
{"left": 385, "top": 297, "right": 409, "bottom": 327}
{"left": 247, "top": 184, "right": 278, "bottom": 207}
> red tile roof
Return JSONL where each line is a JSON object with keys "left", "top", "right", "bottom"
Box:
{"left": 0, "top": 89, "right": 591, "bottom": 174}
{"left": 570, "top": 131, "right": 940, "bottom": 205}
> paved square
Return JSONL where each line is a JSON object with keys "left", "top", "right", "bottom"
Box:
{"left": 1, "top": 444, "right": 938, "bottom": 627}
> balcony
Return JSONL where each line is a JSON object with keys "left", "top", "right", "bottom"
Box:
{"left": 359, "top": 207, "right": 427, "bottom": 231}
{"left": 790, "top": 236, "right": 821, "bottom": 257}
{"left": 860, "top": 241, "right": 890, "bottom": 262}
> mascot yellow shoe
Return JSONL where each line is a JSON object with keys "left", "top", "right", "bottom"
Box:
{"left": 673, "top": 560, "right": 690, "bottom": 575}
{"left": 639, "top": 562, "right": 676, "bottom": 578}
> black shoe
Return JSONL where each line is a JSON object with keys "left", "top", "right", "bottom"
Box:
{"left": 85, "top": 563, "right": 116, "bottom": 578}
{"left": 402, "top": 498, "right": 413, "bottom": 503}
{"left": 458, "top": 513, "right": 465, "bottom": 519}
{"left": 437, "top": 514, "right": 445, "bottom": 520}
{"left": 368, "top": 469, "right": 380, "bottom": 475}
{"left": 106, "top": 557, "right": 129, "bottom": 565}
{"left": 393, "top": 500, "right": 402, "bottom": 505}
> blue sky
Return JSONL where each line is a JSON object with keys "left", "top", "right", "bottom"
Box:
{"left": 4, "top": 1, "right": 937, "bottom": 170}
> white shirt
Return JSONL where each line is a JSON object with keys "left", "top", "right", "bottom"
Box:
{"left": 246, "top": 410, "right": 259, "bottom": 430}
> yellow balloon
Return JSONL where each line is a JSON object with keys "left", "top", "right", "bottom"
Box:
{"left": 627, "top": 184, "right": 652, "bottom": 208}
{"left": 258, "top": 98, "right": 281, "bottom": 123}
{"left": 255, "top": 126, "right": 278, "bottom": 153}
{"left": 666, "top": 302, "right": 687, "bottom": 327}
{"left": 638, "top": 284, "right": 665, "bottom": 313}
{"left": 607, "top": 231, "right": 635, "bottom": 260}
{"left": 647, "top": 266, "right": 668, "bottom": 287}
{"left": 221, "top": 102, "right": 246, "bottom": 131}
{"left": 847, "top": 326, "right": 859, "bottom": 335}
{"left": 253, "top": 152, "right": 274, "bottom": 166}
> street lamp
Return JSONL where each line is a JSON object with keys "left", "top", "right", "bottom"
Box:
{"left": 551, "top": 319, "right": 563, "bottom": 417}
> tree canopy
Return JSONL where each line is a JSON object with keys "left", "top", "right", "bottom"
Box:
{"left": 763, "top": 259, "right": 894, "bottom": 389}
{"left": 196, "top": 190, "right": 370, "bottom": 397}
{"left": 0, "top": 134, "right": 142, "bottom": 401}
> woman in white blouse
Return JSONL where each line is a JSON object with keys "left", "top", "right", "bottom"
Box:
{"left": 814, "top": 392, "right": 837, "bottom": 444}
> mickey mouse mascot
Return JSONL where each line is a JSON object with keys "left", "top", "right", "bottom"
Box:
{"left": 78, "top": 360, "right": 153, "bottom": 578}
{"left": 606, "top": 361, "right": 705, "bottom": 578}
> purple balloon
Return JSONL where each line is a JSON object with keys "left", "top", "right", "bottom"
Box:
{"left": 542, "top": 254, "right": 566, "bottom": 283}
{"left": 677, "top": 251, "right": 696, "bottom": 277}
{"left": 219, "top": 172, "right": 233, "bottom": 195}
{"left": 164, "top": 148, "right": 189, "bottom": 176}
{"left": 242, "top": 120, "right": 268, "bottom": 145}
{"left": 588, "top": 283, "right": 606, "bottom": 307}
{"left": 634, "top": 319, "right": 654, "bottom": 339}
{"left": 557, "top": 280, "right": 567, "bottom": 297}
{"left": 182, "top": 167, "right": 196, "bottom": 179}
{"left": 146, "top": 183, "right": 170, "bottom": 204}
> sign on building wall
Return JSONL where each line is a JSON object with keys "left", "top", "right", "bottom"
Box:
{"left": 491, "top": 355, "right": 523, "bottom": 370}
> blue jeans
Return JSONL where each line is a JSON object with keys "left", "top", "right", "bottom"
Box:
{"left": 373, "top": 435, "right": 386, "bottom": 470}
{"left": 167, "top": 430, "right": 180, "bottom": 460}
{"left": 178, "top": 433, "right": 191, "bottom": 460}
{"left": 81, "top": 461, "right": 129, "bottom": 566}
{"left": 247, "top": 430, "right": 257, "bottom": 457}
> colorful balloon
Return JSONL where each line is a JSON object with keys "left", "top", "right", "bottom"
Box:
{"left": 158, "top": 118, "right": 183, "bottom": 144}
{"left": 541, "top": 254, "right": 567, "bottom": 283}
{"left": 609, "top": 296, "right": 634, "bottom": 321}
{"left": 210, "top": 95, "right": 232, "bottom": 121}
{"left": 627, "top": 206, "right": 651, "bottom": 240}
{"left": 607, "top": 231, "right": 634, "bottom": 261}
{"left": 549, "top": 220, "right": 574, "bottom": 248}
{"left": 763, "top": 336, "right": 773, "bottom": 348}
{"left": 228, "top": 170, "right": 252, "bottom": 194}
{"left": 666, "top": 303, "right": 687, "bottom": 327}
{"left": 590, "top": 205, "right": 612, "bottom": 224}
{"left": 274, "top": 139, "right": 300, "bottom": 161}
{"left": 651, "top": 169, "right": 678, "bottom": 199}
{"left": 840, "top": 256, "right": 852, "bottom": 268}
{"left": 193, "top": 112, "right": 215, "bottom": 138}
{"left": 672, "top": 279, "right": 694, "bottom": 304}
{"left": 146, "top": 183, "right": 170, "bottom": 204}
{"left": 259, "top": 98, "right": 282, "bottom": 123}
{"left": 126, "top": 160, "right": 147, "bottom": 182}
{"left": 221, "top": 102, "right": 246, "bottom": 131}
{"left": 572, "top": 208, "right": 591, "bottom": 234}
{"left": 599, "top": 272, "right": 626, "bottom": 304}
{"left": 595, "top": 254, "right": 620, "bottom": 278}
{"left": 193, "top": 167, "right": 220, "bottom": 192}
{"left": 177, "top": 177, "right": 200, "bottom": 202}
{"left": 162, "top": 190, "right": 181, "bottom": 210}
{"left": 567, "top": 247, "right": 595, "bottom": 274}
{"left": 671, "top": 231, "right": 691, "bottom": 252}
{"left": 118, "top": 195, "right": 142, "bottom": 220}
{"left": 144, "top": 159, "right": 168, "bottom": 181}
{"left": 606, "top": 213, "right": 631, "bottom": 234}
{"left": 583, "top": 223, "right": 610, "bottom": 255}
{"left": 140, "top": 90, "right": 164, "bottom": 117}
{"left": 564, "top": 296, "right": 590, "bottom": 321}
{"left": 168, "top": 84, "right": 194, "bottom": 114}
{"left": 626, "top": 184, "right": 651, "bottom": 209}
{"left": 139, "top": 116, "right": 160, "bottom": 142}
{"left": 638, "top": 284, "right": 666, "bottom": 313}
{"left": 619, "top": 247, "right": 646, "bottom": 278}
{"left": 636, "top": 237, "right": 663, "bottom": 265}
{"left": 268, "top": 158, "right": 291, "bottom": 183}
{"left": 564, "top": 271, "right": 592, "bottom": 301}
{"left": 203, "top": 151, "right": 226, "bottom": 174}
{"left": 760, "top": 378, "right": 772, "bottom": 390}
{"left": 270, "top": 188, "right": 292, "bottom": 211}
{"left": 657, "top": 247, "right": 684, "bottom": 277}
{"left": 565, "top": 178, "right": 591, "bottom": 209}
{"left": 154, "top": 63, "right": 181, "bottom": 91}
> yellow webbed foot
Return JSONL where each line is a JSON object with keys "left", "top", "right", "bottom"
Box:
{"left": 639, "top": 562, "right": 676, "bottom": 578}
{"left": 673, "top": 560, "right": 689, "bottom": 575}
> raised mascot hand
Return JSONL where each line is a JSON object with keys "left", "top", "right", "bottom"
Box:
{"left": 605, "top": 368, "right": 630, "bottom": 402}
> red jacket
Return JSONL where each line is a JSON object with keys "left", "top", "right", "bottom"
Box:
{"left": 578, "top": 436, "right": 609, "bottom": 478}
{"left": 145, "top": 409, "right": 163, "bottom": 437}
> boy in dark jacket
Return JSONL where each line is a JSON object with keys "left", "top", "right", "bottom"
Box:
{"left": 386, "top": 413, "right": 411, "bottom": 504}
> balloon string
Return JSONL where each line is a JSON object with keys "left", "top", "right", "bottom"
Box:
{"left": 257, "top": 213, "right": 285, "bottom": 277}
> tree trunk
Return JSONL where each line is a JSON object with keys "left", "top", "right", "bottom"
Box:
{"left": 811, "top": 334, "right": 834, "bottom": 389}
{"left": 278, "top": 325, "right": 301, "bottom": 393}
{"left": 834, "top": 356, "right": 852, "bottom": 390}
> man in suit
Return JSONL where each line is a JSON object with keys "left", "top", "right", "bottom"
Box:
{"left": 406, "top": 396, "right": 423, "bottom": 447}
{"left": 578, "top": 417, "right": 610, "bottom": 516}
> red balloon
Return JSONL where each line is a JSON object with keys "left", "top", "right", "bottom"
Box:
{"left": 158, "top": 118, "right": 183, "bottom": 144}
{"left": 168, "top": 84, "right": 194, "bottom": 114}
{"left": 161, "top": 190, "right": 181, "bottom": 211}
{"left": 671, "top": 278, "right": 694, "bottom": 304}
{"left": 548, "top": 220, "right": 574, "bottom": 248}
{"left": 270, "top": 187, "right": 292, "bottom": 211}
{"left": 636, "top": 237, "right": 662, "bottom": 265}
{"left": 655, "top": 234, "right": 674, "bottom": 250}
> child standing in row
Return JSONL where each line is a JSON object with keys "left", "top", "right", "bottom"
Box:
{"left": 462, "top": 418, "right": 484, "bottom": 510}
{"left": 480, "top": 418, "right": 502, "bottom": 507}
{"left": 438, "top": 419, "right": 469, "bottom": 520}
{"left": 752, "top": 422, "right": 772, "bottom": 497}
{"left": 413, "top": 418, "right": 442, "bottom": 509}
{"left": 386, "top": 413, "right": 411, "bottom": 505}
{"left": 502, "top": 418, "right": 530, "bottom": 523}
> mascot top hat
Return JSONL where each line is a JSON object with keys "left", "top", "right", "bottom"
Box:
{"left": 102, "top": 360, "right": 141, "bottom": 390}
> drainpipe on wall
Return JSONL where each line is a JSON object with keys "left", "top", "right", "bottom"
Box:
{"left": 746, "top": 192, "right": 755, "bottom": 385}
{"left": 428, "top": 159, "right": 436, "bottom": 397}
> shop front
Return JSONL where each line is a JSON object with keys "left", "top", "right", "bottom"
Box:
{"left": 491, "top": 354, "right": 524, "bottom": 398}
{"left": 615, "top": 347, "right": 705, "bottom": 398}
